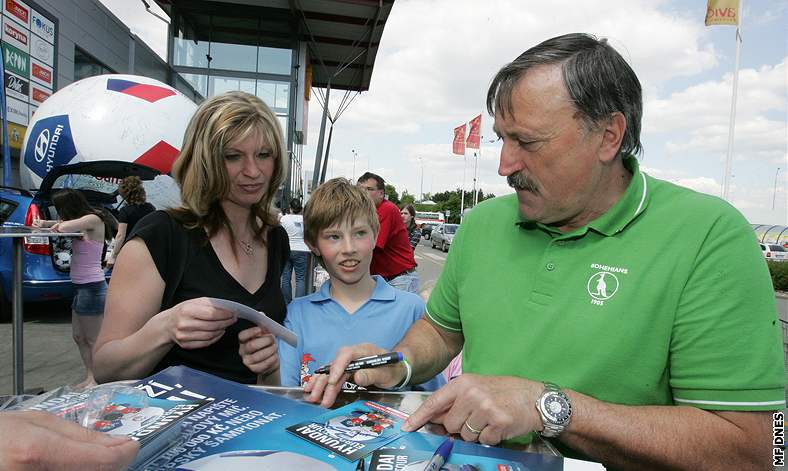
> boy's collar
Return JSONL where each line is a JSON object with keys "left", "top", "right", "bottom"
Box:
{"left": 310, "top": 275, "right": 396, "bottom": 303}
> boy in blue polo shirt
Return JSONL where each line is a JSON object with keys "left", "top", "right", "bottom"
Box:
{"left": 278, "top": 178, "right": 444, "bottom": 391}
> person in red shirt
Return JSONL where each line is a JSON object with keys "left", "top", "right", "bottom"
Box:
{"left": 357, "top": 172, "right": 419, "bottom": 293}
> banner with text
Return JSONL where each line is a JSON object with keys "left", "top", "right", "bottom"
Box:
{"left": 705, "top": 0, "right": 739, "bottom": 26}
{"left": 453, "top": 123, "right": 466, "bottom": 155}
{"left": 466, "top": 114, "right": 481, "bottom": 149}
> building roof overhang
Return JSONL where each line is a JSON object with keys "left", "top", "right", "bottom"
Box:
{"left": 154, "top": 0, "right": 394, "bottom": 92}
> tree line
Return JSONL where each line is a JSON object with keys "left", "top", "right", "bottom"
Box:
{"left": 384, "top": 185, "right": 496, "bottom": 224}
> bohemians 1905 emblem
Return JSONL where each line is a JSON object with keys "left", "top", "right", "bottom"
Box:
{"left": 587, "top": 271, "right": 619, "bottom": 305}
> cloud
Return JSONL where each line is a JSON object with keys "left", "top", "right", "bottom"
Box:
{"left": 645, "top": 59, "right": 787, "bottom": 163}
{"left": 311, "top": 0, "right": 720, "bottom": 136}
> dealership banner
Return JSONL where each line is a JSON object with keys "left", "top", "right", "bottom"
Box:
{"left": 453, "top": 123, "right": 466, "bottom": 155}
{"left": 1, "top": 0, "right": 57, "bottom": 127}
{"left": 466, "top": 114, "right": 481, "bottom": 149}
{"left": 3, "top": 0, "right": 31, "bottom": 29}
{"left": 705, "top": 0, "right": 739, "bottom": 26}
{"left": 30, "top": 7, "right": 53, "bottom": 43}
{"left": 4, "top": 69, "right": 28, "bottom": 101}
{"left": 3, "top": 17, "right": 29, "bottom": 52}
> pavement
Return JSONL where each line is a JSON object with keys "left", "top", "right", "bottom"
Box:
{"left": 0, "top": 300, "right": 85, "bottom": 395}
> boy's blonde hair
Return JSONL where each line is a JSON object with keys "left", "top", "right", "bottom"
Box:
{"left": 170, "top": 91, "right": 286, "bottom": 243}
{"left": 303, "top": 178, "right": 380, "bottom": 249}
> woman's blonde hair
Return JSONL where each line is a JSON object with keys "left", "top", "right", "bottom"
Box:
{"left": 170, "top": 91, "right": 287, "bottom": 244}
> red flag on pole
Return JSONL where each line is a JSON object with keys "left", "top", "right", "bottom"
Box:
{"left": 453, "top": 123, "right": 466, "bottom": 155}
{"left": 466, "top": 114, "right": 481, "bottom": 149}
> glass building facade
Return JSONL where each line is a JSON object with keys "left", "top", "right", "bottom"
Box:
{"left": 167, "top": 7, "right": 305, "bottom": 203}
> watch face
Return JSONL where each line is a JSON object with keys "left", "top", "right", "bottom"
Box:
{"left": 542, "top": 392, "right": 572, "bottom": 424}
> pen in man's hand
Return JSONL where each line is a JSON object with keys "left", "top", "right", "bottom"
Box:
{"left": 314, "top": 352, "right": 403, "bottom": 375}
{"left": 422, "top": 437, "right": 453, "bottom": 471}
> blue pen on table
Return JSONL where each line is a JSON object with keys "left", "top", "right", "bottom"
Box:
{"left": 422, "top": 437, "right": 454, "bottom": 471}
{"left": 314, "top": 352, "right": 404, "bottom": 375}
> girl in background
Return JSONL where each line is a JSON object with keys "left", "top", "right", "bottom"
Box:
{"left": 400, "top": 204, "right": 420, "bottom": 250}
{"left": 36, "top": 189, "right": 113, "bottom": 388}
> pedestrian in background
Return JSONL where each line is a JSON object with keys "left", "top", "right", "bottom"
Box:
{"left": 357, "top": 172, "right": 419, "bottom": 293}
{"left": 34, "top": 189, "right": 114, "bottom": 388}
{"left": 280, "top": 198, "right": 310, "bottom": 303}
{"left": 107, "top": 176, "right": 154, "bottom": 268}
{"left": 400, "top": 204, "right": 420, "bottom": 250}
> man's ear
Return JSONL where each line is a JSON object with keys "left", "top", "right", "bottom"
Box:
{"left": 306, "top": 241, "right": 320, "bottom": 257}
{"left": 599, "top": 112, "right": 626, "bottom": 163}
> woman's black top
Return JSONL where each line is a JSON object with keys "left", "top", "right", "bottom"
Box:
{"left": 129, "top": 210, "right": 290, "bottom": 384}
{"left": 118, "top": 202, "right": 155, "bottom": 236}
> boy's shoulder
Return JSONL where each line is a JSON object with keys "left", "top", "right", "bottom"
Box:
{"left": 285, "top": 291, "right": 325, "bottom": 320}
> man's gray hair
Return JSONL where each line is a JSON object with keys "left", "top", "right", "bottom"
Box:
{"left": 487, "top": 33, "right": 643, "bottom": 157}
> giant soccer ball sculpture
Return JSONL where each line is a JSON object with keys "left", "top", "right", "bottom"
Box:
{"left": 20, "top": 74, "right": 197, "bottom": 205}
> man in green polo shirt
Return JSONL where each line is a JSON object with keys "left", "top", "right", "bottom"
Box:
{"left": 303, "top": 33, "right": 785, "bottom": 469}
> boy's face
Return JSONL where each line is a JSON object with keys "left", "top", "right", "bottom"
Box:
{"left": 310, "top": 218, "right": 376, "bottom": 287}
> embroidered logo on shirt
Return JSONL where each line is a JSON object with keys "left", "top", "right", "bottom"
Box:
{"left": 300, "top": 353, "right": 316, "bottom": 386}
{"left": 587, "top": 263, "right": 627, "bottom": 305}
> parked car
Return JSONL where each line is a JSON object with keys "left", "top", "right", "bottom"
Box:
{"left": 761, "top": 243, "right": 788, "bottom": 261}
{"left": 0, "top": 161, "right": 167, "bottom": 320}
{"left": 431, "top": 223, "right": 459, "bottom": 252}
{"left": 421, "top": 223, "right": 436, "bottom": 240}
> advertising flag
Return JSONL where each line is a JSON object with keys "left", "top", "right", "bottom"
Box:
{"left": 466, "top": 114, "right": 481, "bottom": 149}
{"left": 452, "top": 123, "right": 466, "bottom": 155}
{"left": 705, "top": 0, "right": 740, "bottom": 26}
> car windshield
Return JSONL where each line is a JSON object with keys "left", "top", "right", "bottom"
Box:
{"left": 444, "top": 224, "right": 458, "bottom": 234}
{"left": 769, "top": 245, "right": 786, "bottom": 252}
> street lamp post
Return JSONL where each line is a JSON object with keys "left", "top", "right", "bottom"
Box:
{"left": 419, "top": 157, "right": 424, "bottom": 202}
{"left": 773, "top": 167, "right": 782, "bottom": 211}
{"left": 352, "top": 149, "right": 358, "bottom": 181}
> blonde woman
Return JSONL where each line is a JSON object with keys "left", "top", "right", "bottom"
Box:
{"left": 94, "top": 91, "right": 289, "bottom": 385}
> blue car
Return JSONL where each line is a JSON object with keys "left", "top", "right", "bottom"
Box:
{"left": 0, "top": 161, "right": 169, "bottom": 320}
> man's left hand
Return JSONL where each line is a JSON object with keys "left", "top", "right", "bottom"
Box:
{"left": 401, "top": 374, "right": 544, "bottom": 445}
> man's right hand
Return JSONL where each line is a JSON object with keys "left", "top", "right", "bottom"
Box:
{"left": 0, "top": 410, "right": 140, "bottom": 470}
{"left": 303, "top": 343, "right": 408, "bottom": 408}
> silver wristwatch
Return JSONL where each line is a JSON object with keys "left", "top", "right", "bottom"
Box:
{"left": 535, "top": 382, "right": 572, "bottom": 438}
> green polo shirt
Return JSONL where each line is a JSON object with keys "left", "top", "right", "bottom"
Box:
{"left": 427, "top": 156, "right": 785, "bottom": 413}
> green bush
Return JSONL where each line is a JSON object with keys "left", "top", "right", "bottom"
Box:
{"left": 767, "top": 260, "right": 788, "bottom": 291}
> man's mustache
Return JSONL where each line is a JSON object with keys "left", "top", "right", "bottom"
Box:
{"left": 507, "top": 172, "right": 539, "bottom": 193}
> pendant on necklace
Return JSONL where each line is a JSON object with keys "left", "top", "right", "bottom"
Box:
{"left": 239, "top": 239, "right": 254, "bottom": 256}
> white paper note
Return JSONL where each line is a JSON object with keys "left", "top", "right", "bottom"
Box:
{"left": 207, "top": 298, "right": 297, "bottom": 347}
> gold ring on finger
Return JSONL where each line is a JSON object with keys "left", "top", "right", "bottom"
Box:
{"left": 464, "top": 419, "right": 483, "bottom": 435}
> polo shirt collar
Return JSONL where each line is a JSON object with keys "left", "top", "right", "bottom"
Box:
{"left": 515, "top": 155, "right": 649, "bottom": 237}
{"left": 585, "top": 155, "right": 649, "bottom": 236}
{"left": 310, "top": 275, "right": 397, "bottom": 303}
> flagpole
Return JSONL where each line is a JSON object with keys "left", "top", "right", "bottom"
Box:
{"left": 473, "top": 149, "right": 479, "bottom": 206}
{"left": 722, "top": 0, "right": 743, "bottom": 201}
{"left": 460, "top": 152, "right": 467, "bottom": 223}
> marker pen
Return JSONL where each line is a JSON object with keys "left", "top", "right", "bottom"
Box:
{"left": 314, "top": 352, "right": 404, "bottom": 375}
{"left": 422, "top": 437, "right": 454, "bottom": 471}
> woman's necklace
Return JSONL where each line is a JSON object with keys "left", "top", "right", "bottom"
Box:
{"left": 238, "top": 238, "right": 255, "bottom": 256}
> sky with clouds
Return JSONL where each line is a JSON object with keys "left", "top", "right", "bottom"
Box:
{"left": 101, "top": 0, "right": 787, "bottom": 225}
